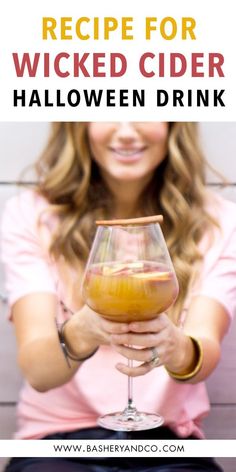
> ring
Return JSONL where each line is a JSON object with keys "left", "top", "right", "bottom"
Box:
{"left": 149, "top": 347, "right": 160, "bottom": 368}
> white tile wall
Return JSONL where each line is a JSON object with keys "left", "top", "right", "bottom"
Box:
{"left": 0, "top": 185, "right": 25, "bottom": 294}
{"left": 0, "top": 304, "right": 22, "bottom": 402}
{"left": 206, "top": 315, "right": 236, "bottom": 403}
{"left": 0, "top": 123, "right": 49, "bottom": 181}
{"left": 200, "top": 123, "right": 236, "bottom": 182}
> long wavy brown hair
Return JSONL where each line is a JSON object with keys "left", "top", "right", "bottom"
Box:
{"left": 34, "top": 122, "right": 218, "bottom": 322}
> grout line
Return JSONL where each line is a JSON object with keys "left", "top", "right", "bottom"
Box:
{"left": 0, "top": 182, "right": 236, "bottom": 186}
{"left": 0, "top": 182, "right": 35, "bottom": 185}
{"left": 211, "top": 403, "right": 236, "bottom": 407}
{"left": 207, "top": 183, "right": 236, "bottom": 187}
{"left": 0, "top": 402, "right": 17, "bottom": 406}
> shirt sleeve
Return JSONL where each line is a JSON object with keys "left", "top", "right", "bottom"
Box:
{"left": 195, "top": 223, "right": 236, "bottom": 321}
{"left": 0, "top": 192, "right": 57, "bottom": 311}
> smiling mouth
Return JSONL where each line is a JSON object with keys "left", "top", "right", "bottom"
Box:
{"left": 109, "top": 147, "right": 147, "bottom": 157}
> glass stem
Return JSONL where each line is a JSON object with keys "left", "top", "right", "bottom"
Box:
{"left": 128, "top": 359, "right": 134, "bottom": 407}
{"left": 125, "top": 354, "right": 137, "bottom": 417}
{"left": 122, "top": 346, "right": 138, "bottom": 418}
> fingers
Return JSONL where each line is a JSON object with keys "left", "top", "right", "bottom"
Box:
{"left": 111, "top": 331, "right": 164, "bottom": 347}
{"left": 100, "top": 318, "right": 130, "bottom": 335}
{"left": 114, "top": 344, "right": 155, "bottom": 363}
{"left": 86, "top": 305, "right": 130, "bottom": 335}
{"left": 102, "top": 313, "right": 181, "bottom": 378}
{"left": 94, "top": 312, "right": 169, "bottom": 337}
{"left": 96, "top": 311, "right": 169, "bottom": 336}
{"left": 127, "top": 313, "right": 168, "bottom": 333}
{"left": 113, "top": 344, "right": 162, "bottom": 377}
{"left": 116, "top": 361, "right": 154, "bottom": 377}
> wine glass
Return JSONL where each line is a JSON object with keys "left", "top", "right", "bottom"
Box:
{"left": 81, "top": 215, "right": 179, "bottom": 431}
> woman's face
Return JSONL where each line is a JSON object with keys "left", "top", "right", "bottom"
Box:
{"left": 87, "top": 122, "right": 169, "bottom": 183}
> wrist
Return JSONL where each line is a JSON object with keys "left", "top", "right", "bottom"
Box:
{"left": 165, "top": 335, "right": 203, "bottom": 381}
{"left": 63, "top": 314, "right": 99, "bottom": 360}
{"left": 164, "top": 332, "right": 194, "bottom": 374}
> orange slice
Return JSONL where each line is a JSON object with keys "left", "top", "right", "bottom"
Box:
{"left": 103, "top": 261, "right": 144, "bottom": 275}
{"left": 131, "top": 271, "right": 171, "bottom": 281}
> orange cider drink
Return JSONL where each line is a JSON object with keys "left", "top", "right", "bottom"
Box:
{"left": 82, "top": 260, "right": 179, "bottom": 322}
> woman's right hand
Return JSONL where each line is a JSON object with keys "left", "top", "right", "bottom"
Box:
{"left": 63, "top": 304, "right": 130, "bottom": 359}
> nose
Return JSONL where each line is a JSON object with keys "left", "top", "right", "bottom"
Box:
{"left": 115, "top": 122, "right": 139, "bottom": 141}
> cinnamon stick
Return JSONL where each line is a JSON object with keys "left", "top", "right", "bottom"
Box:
{"left": 96, "top": 215, "right": 163, "bottom": 226}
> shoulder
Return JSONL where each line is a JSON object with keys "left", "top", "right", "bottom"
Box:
{"left": 191, "top": 191, "right": 236, "bottom": 320}
{"left": 205, "top": 192, "right": 236, "bottom": 247}
{"left": 202, "top": 190, "right": 236, "bottom": 269}
{"left": 197, "top": 190, "right": 236, "bottom": 276}
{"left": 205, "top": 190, "right": 236, "bottom": 236}
{"left": 1, "top": 190, "right": 58, "bottom": 307}
{"left": 0, "top": 189, "right": 53, "bottom": 254}
{"left": 1, "top": 189, "right": 50, "bottom": 231}
{"left": 3, "top": 188, "right": 48, "bottom": 218}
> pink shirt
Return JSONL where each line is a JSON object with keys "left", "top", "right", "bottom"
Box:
{"left": 1, "top": 190, "right": 236, "bottom": 439}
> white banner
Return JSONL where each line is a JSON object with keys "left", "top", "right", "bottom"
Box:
{"left": 0, "top": 0, "right": 235, "bottom": 120}
{"left": 0, "top": 439, "right": 236, "bottom": 458}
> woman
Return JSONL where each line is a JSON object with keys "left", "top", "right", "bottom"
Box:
{"left": 1, "top": 122, "right": 236, "bottom": 472}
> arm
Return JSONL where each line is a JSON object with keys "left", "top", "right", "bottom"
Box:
{"left": 111, "top": 295, "right": 230, "bottom": 383}
{"left": 12, "top": 292, "right": 132, "bottom": 392}
{"left": 13, "top": 293, "right": 84, "bottom": 392}
{"left": 176, "top": 295, "right": 229, "bottom": 383}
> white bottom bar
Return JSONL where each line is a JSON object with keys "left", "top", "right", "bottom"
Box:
{"left": 0, "top": 439, "right": 236, "bottom": 458}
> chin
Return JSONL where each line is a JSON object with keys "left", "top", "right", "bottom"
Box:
{"left": 113, "top": 172, "right": 146, "bottom": 182}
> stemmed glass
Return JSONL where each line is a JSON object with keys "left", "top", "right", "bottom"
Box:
{"left": 81, "top": 215, "right": 179, "bottom": 431}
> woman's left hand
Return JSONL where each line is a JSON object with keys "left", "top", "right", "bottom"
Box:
{"left": 111, "top": 313, "right": 188, "bottom": 377}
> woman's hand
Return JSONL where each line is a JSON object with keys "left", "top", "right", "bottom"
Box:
{"left": 109, "top": 313, "right": 193, "bottom": 377}
{"left": 65, "top": 304, "right": 132, "bottom": 358}
{"left": 69, "top": 308, "right": 194, "bottom": 377}
{"left": 65, "top": 295, "right": 230, "bottom": 384}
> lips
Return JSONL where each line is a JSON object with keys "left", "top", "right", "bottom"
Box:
{"left": 109, "top": 146, "right": 147, "bottom": 162}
